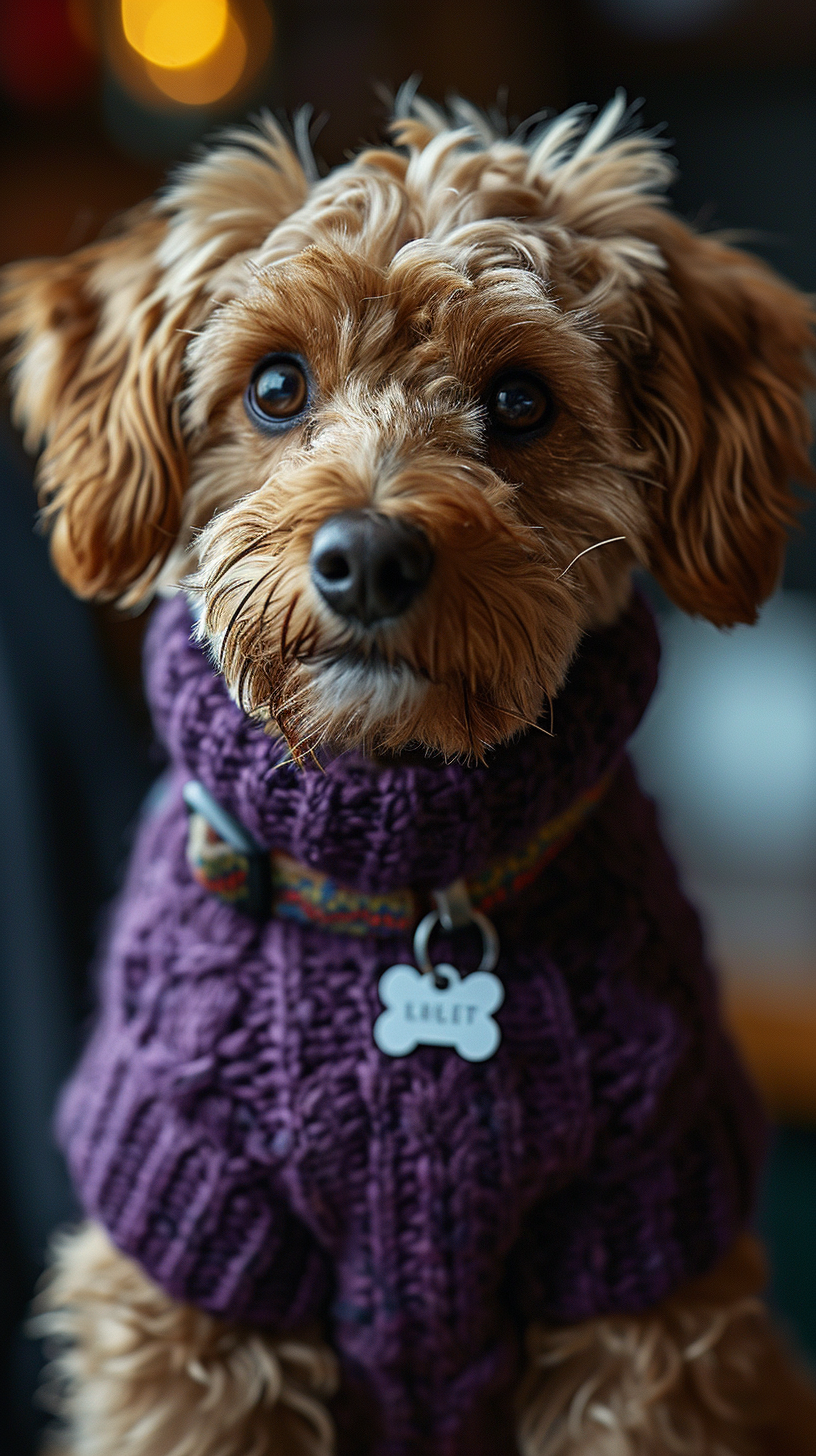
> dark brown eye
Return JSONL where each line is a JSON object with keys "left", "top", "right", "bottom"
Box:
{"left": 245, "top": 355, "right": 310, "bottom": 430}
{"left": 486, "top": 371, "right": 554, "bottom": 437}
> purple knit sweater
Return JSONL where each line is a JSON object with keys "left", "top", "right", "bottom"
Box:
{"left": 58, "top": 592, "right": 763, "bottom": 1456}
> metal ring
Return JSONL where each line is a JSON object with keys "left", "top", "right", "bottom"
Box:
{"left": 413, "top": 907, "right": 500, "bottom": 977}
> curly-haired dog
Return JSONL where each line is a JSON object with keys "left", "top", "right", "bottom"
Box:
{"left": 4, "top": 90, "right": 816, "bottom": 1456}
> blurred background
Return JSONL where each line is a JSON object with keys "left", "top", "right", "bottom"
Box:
{"left": 0, "top": 0, "right": 815, "bottom": 1446}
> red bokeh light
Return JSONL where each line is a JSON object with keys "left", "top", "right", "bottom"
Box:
{"left": 0, "top": 0, "right": 97, "bottom": 109}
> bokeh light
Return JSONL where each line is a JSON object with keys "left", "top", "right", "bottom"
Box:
{"left": 0, "top": 0, "right": 96, "bottom": 108}
{"left": 122, "top": 0, "right": 228, "bottom": 70}
{"left": 109, "top": 0, "right": 272, "bottom": 118}
{"left": 632, "top": 592, "right": 816, "bottom": 877}
{"left": 144, "top": 8, "right": 246, "bottom": 104}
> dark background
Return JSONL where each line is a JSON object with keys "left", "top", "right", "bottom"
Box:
{"left": 1, "top": 1, "right": 815, "bottom": 1449}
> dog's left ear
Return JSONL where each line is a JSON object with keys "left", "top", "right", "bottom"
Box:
{"left": 0, "top": 118, "right": 308, "bottom": 604}
{"left": 616, "top": 216, "right": 815, "bottom": 624}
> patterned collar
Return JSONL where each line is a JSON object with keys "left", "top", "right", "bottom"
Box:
{"left": 183, "top": 769, "right": 613, "bottom": 934}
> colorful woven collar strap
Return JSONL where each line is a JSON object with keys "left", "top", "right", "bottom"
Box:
{"left": 183, "top": 769, "right": 613, "bottom": 935}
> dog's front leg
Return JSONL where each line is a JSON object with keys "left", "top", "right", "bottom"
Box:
{"left": 515, "top": 1235, "right": 816, "bottom": 1456}
{"left": 35, "top": 1223, "right": 338, "bottom": 1456}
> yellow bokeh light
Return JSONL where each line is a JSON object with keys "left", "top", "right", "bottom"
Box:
{"left": 122, "top": 0, "right": 228, "bottom": 70}
{"left": 146, "top": 8, "right": 248, "bottom": 105}
{"left": 112, "top": 0, "right": 272, "bottom": 112}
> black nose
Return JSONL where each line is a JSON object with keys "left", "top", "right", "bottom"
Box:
{"left": 310, "top": 511, "right": 434, "bottom": 627}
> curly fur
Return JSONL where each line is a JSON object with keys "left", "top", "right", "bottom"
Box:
{"left": 35, "top": 1224, "right": 338, "bottom": 1456}
{"left": 4, "top": 91, "right": 816, "bottom": 1455}
{"left": 517, "top": 1236, "right": 816, "bottom": 1456}
{"left": 37, "top": 1228, "right": 816, "bottom": 1456}
{"left": 0, "top": 117, "right": 308, "bottom": 604}
{"left": 2, "top": 93, "right": 813, "bottom": 756}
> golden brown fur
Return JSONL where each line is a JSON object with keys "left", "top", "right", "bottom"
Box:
{"left": 36, "top": 1223, "right": 338, "bottom": 1456}
{"left": 2, "top": 93, "right": 813, "bottom": 756}
{"left": 517, "top": 1236, "right": 816, "bottom": 1455}
{"left": 39, "top": 1226, "right": 816, "bottom": 1456}
{"left": 0, "top": 122, "right": 308, "bottom": 604}
{"left": 4, "top": 92, "right": 816, "bottom": 1454}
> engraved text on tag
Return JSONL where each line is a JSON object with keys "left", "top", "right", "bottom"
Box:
{"left": 374, "top": 963, "right": 504, "bottom": 1062}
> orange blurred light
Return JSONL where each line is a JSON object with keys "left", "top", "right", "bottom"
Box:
{"left": 109, "top": 0, "right": 273, "bottom": 114}
{"left": 146, "top": 7, "right": 247, "bottom": 105}
{"left": 121, "top": 0, "right": 228, "bottom": 69}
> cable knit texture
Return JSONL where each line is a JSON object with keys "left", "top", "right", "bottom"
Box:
{"left": 57, "top": 591, "right": 765, "bottom": 1456}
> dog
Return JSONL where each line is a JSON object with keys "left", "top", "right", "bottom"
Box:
{"left": 4, "top": 88, "right": 816, "bottom": 1456}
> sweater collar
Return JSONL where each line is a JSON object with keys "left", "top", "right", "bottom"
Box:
{"left": 144, "top": 590, "right": 660, "bottom": 897}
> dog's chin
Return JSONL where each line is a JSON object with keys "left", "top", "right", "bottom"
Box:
{"left": 298, "top": 653, "right": 432, "bottom": 756}
{"left": 264, "top": 647, "right": 550, "bottom": 763}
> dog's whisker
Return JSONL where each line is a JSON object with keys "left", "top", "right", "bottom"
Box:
{"left": 290, "top": 618, "right": 318, "bottom": 660}
{"left": 275, "top": 706, "right": 314, "bottom": 765}
{"left": 219, "top": 568, "right": 276, "bottom": 662}
{"left": 235, "top": 653, "right": 256, "bottom": 710}
{"left": 279, "top": 592, "right": 302, "bottom": 665}
{"left": 207, "top": 563, "right": 266, "bottom": 624}
{"left": 257, "top": 576, "right": 281, "bottom": 635}
{"left": 208, "top": 530, "right": 277, "bottom": 588}
{"left": 473, "top": 695, "right": 553, "bottom": 737}
{"left": 556, "top": 536, "right": 627, "bottom": 580}
{"left": 273, "top": 677, "right": 318, "bottom": 718}
{"left": 281, "top": 710, "right": 324, "bottom": 763}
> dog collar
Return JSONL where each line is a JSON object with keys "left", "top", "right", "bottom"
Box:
{"left": 183, "top": 768, "right": 613, "bottom": 933}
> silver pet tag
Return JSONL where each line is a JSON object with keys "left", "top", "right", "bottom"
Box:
{"left": 374, "top": 882, "right": 504, "bottom": 1063}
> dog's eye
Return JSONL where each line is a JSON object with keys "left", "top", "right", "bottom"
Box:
{"left": 245, "top": 355, "right": 310, "bottom": 430}
{"left": 486, "top": 371, "right": 555, "bottom": 436}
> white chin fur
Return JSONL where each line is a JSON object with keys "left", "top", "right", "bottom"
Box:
{"left": 308, "top": 655, "right": 429, "bottom": 736}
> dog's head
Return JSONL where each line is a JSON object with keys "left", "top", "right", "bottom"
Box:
{"left": 3, "top": 93, "right": 813, "bottom": 759}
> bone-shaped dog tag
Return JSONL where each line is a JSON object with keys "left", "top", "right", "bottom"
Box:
{"left": 374, "top": 963, "right": 504, "bottom": 1062}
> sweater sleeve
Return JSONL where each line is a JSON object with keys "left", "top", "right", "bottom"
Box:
{"left": 57, "top": 1046, "right": 331, "bottom": 1326}
{"left": 505, "top": 765, "right": 766, "bottom": 1324}
{"left": 55, "top": 786, "right": 333, "bottom": 1329}
{"left": 506, "top": 1039, "right": 764, "bottom": 1324}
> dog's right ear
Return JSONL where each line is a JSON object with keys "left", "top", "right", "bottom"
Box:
{"left": 0, "top": 118, "right": 308, "bottom": 603}
{"left": 623, "top": 218, "right": 816, "bottom": 625}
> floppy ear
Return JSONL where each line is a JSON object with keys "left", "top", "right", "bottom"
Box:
{"left": 518, "top": 94, "right": 814, "bottom": 625}
{"left": 0, "top": 117, "right": 308, "bottom": 603}
{"left": 621, "top": 217, "right": 815, "bottom": 624}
